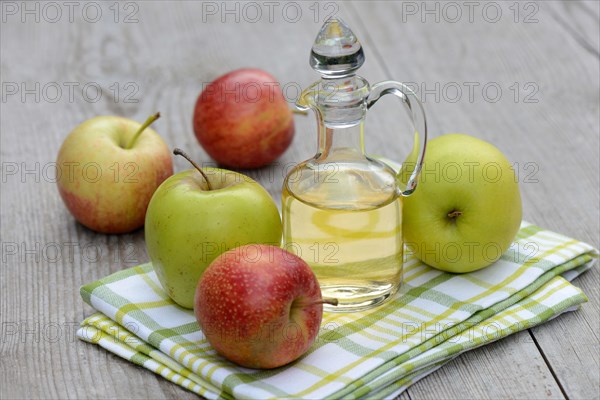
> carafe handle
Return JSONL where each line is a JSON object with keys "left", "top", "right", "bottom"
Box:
{"left": 367, "top": 81, "right": 427, "bottom": 196}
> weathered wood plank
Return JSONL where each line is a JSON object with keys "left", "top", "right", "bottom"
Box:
{"left": 524, "top": 2, "right": 600, "bottom": 398}
{"left": 346, "top": 1, "right": 599, "bottom": 399}
{"left": 0, "top": 1, "right": 597, "bottom": 399}
{"left": 0, "top": 3, "right": 365, "bottom": 399}
{"left": 407, "top": 331, "right": 565, "bottom": 400}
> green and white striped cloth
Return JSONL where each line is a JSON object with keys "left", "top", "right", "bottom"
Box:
{"left": 77, "top": 222, "right": 597, "bottom": 399}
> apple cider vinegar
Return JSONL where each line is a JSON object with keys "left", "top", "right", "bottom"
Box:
{"left": 282, "top": 163, "right": 403, "bottom": 312}
{"left": 283, "top": 18, "right": 427, "bottom": 312}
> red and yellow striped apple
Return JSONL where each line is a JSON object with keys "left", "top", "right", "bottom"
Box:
{"left": 193, "top": 68, "right": 294, "bottom": 169}
{"left": 195, "top": 245, "right": 335, "bottom": 369}
{"left": 56, "top": 113, "right": 173, "bottom": 234}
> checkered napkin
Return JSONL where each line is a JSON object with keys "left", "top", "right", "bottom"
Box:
{"left": 77, "top": 222, "right": 597, "bottom": 399}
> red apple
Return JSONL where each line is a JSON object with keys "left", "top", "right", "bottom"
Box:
{"left": 193, "top": 68, "right": 294, "bottom": 169}
{"left": 194, "top": 245, "right": 334, "bottom": 369}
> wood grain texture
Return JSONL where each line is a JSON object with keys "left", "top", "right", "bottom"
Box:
{"left": 347, "top": 1, "right": 599, "bottom": 399}
{"left": 407, "top": 331, "right": 565, "bottom": 400}
{"left": 0, "top": 1, "right": 598, "bottom": 399}
{"left": 524, "top": 5, "right": 600, "bottom": 398}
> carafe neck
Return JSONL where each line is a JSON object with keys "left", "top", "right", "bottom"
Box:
{"left": 300, "top": 75, "right": 370, "bottom": 161}
{"left": 317, "top": 117, "right": 365, "bottom": 161}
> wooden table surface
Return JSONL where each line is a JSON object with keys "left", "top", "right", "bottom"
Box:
{"left": 1, "top": 1, "right": 598, "bottom": 399}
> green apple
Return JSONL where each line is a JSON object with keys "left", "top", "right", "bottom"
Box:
{"left": 56, "top": 113, "right": 173, "bottom": 234}
{"left": 145, "top": 149, "right": 282, "bottom": 308}
{"left": 400, "top": 134, "right": 522, "bottom": 273}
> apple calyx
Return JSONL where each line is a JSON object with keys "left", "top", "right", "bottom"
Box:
{"left": 447, "top": 210, "right": 463, "bottom": 219}
{"left": 173, "top": 148, "right": 213, "bottom": 191}
{"left": 125, "top": 112, "right": 161, "bottom": 149}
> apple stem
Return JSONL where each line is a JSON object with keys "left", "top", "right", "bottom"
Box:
{"left": 447, "top": 210, "right": 463, "bottom": 219}
{"left": 125, "top": 112, "right": 160, "bottom": 149}
{"left": 291, "top": 108, "right": 309, "bottom": 116}
{"left": 173, "top": 148, "right": 213, "bottom": 191}
{"left": 310, "top": 297, "right": 339, "bottom": 307}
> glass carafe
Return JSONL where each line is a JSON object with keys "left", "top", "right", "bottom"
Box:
{"left": 282, "top": 18, "right": 427, "bottom": 312}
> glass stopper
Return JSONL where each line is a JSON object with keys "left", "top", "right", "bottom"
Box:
{"left": 310, "top": 17, "right": 365, "bottom": 78}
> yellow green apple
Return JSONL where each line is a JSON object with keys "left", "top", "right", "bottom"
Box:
{"left": 400, "top": 134, "right": 522, "bottom": 273}
{"left": 145, "top": 149, "right": 282, "bottom": 308}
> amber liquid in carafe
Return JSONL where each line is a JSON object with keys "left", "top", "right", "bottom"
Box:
{"left": 282, "top": 157, "right": 403, "bottom": 312}
{"left": 283, "top": 17, "right": 422, "bottom": 312}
